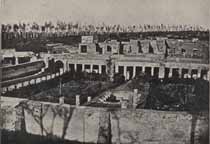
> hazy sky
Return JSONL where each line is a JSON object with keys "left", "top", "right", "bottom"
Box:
{"left": 1, "top": 0, "right": 210, "bottom": 27}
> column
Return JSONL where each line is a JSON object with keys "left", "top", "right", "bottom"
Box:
{"left": 133, "top": 89, "right": 138, "bottom": 109}
{"left": 168, "top": 68, "right": 172, "bottom": 78}
{"left": 123, "top": 66, "right": 127, "bottom": 78}
{"left": 142, "top": 66, "right": 145, "bottom": 73}
{"left": 197, "top": 69, "right": 201, "bottom": 78}
{"left": 115, "top": 65, "right": 119, "bottom": 73}
{"left": 87, "top": 96, "right": 91, "bottom": 102}
{"left": 82, "top": 64, "right": 85, "bottom": 72}
{"left": 207, "top": 70, "right": 210, "bottom": 81}
{"left": 15, "top": 57, "right": 19, "bottom": 65}
{"left": 66, "top": 61, "right": 69, "bottom": 72}
{"left": 159, "top": 66, "right": 165, "bottom": 79}
{"left": 188, "top": 68, "right": 192, "bottom": 78}
{"left": 74, "top": 64, "right": 77, "bottom": 72}
{"left": 63, "top": 61, "right": 67, "bottom": 72}
{"left": 151, "top": 67, "right": 154, "bottom": 76}
{"left": 99, "top": 65, "right": 102, "bottom": 74}
{"left": 59, "top": 96, "right": 65, "bottom": 104}
{"left": 178, "top": 68, "right": 182, "bottom": 78}
{"left": 76, "top": 95, "right": 80, "bottom": 106}
{"left": 90, "top": 64, "right": 93, "bottom": 73}
{"left": 133, "top": 66, "right": 136, "bottom": 78}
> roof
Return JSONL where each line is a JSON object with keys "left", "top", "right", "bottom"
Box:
{"left": 2, "top": 49, "right": 34, "bottom": 57}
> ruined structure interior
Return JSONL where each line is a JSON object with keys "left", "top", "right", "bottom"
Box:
{"left": 1, "top": 0, "right": 209, "bottom": 144}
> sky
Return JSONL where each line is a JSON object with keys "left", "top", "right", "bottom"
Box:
{"left": 1, "top": 0, "right": 210, "bottom": 28}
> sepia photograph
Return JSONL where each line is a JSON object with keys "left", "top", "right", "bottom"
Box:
{"left": 0, "top": 0, "right": 209, "bottom": 143}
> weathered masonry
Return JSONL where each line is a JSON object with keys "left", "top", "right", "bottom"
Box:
{"left": 42, "top": 37, "right": 209, "bottom": 81}
{"left": 2, "top": 100, "right": 208, "bottom": 144}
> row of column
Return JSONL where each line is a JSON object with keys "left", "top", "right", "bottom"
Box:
{"left": 67, "top": 63, "right": 105, "bottom": 74}
{"left": 167, "top": 68, "right": 205, "bottom": 79}
{"left": 115, "top": 65, "right": 208, "bottom": 80}
{"left": 61, "top": 60, "right": 209, "bottom": 80}
{"left": 59, "top": 94, "right": 92, "bottom": 105}
{"left": 115, "top": 65, "right": 158, "bottom": 79}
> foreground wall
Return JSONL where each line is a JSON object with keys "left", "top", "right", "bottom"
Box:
{"left": 4, "top": 100, "right": 209, "bottom": 144}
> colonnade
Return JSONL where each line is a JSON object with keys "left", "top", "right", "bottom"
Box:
{"left": 115, "top": 64, "right": 209, "bottom": 80}
{"left": 67, "top": 63, "right": 107, "bottom": 74}
{"left": 3, "top": 58, "right": 208, "bottom": 93}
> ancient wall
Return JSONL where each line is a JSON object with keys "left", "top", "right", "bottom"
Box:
{"left": 4, "top": 100, "right": 209, "bottom": 144}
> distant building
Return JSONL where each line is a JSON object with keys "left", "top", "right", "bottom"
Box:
{"left": 2, "top": 49, "right": 37, "bottom": 66}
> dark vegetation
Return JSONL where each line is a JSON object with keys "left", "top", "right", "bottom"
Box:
{"left": 131, "top": 74, "right": 209, "bottom": 111}
{"left": 1, "top": 130, "right": 94, "bottom": 144}
{"left": 2, "top": 31, "right": 209, "bottom": 52}
{"left": 3, "top": 71, "right": 121, "bottom": 105}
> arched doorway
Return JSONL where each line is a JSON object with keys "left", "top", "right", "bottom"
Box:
{"left": 55, "top": 60, "right": 64, "bottom": 72}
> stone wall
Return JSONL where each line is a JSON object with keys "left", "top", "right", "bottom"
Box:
{"left": 5, "top": 100, "right": 209, "bottom": 144}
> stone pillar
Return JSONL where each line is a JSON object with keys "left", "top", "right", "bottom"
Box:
{"left": 30, "top": 79, "right": 35, "bottom": 85}
{"left": 44, "top": 57, "right": 49, "bottom": 69}
{"left": 47, "top": 75, "right": 51, "bottom": 80}
{"left": 65, "top": 61, "right": 69, "bottom": 72}
{"left": 133, "top": 66, "right": 136, "bottom": 78}
{"left": 16, "top": 83, "right": 20, "bottom": 89}
{"left": 36, "top": 78, "right": 40, "bottom": 83}
{"left": 197, "top": 69, "right": 201, "bottom": 78}
{"left": 74, "top": 64, "right": 77, "bottom": 72}
{"left": 82, "top": 64, "right": 85, "bottom": 72}
{"left": 98, "top": 65, "right": 102, "bottom": 74}
{"left": 178, "top": 68, "right": 182, "bottom": 78}
{"left": 41, "top": 68, "right": 45, "bottom": 73}
{"left": 59, "top": 96, "right": 65, "bottom": 104}
{"left": 142, "top": 66, "right": 145, "bottom": 73}
{"left": 63, "top": 61, "right": 67, "bottom": 72}
{"left": 151, "top": 67, "right": 154, "bottom": 76}
{"left": 123, "top": 66, "right": 127, "bottom": 78}
{"left": 158, "top": 66, "right": 165, "bottom": 79}
{"left": 90, "top": 64, "right": 93, "bottom": 73}
{"left": 133, "top": 89, "right": 138, "bottom": 109}
{"left": 15, "top": 57, "right": 19, "bottom": 65}
{"left": 87, "top": 96, "right": 91, "bottom": 102}
{"left": 42, "top": 76, "right": 46, "bottom": 81}
{"left": 23, "top": 81, "right": 29, "bottom": 87}
{"left": 188, "top": 68, "right": 192, "bottom": 78}
{"left": 168, "top": 68, "right": 172, "bottom": 78}
{"left": 76, "top": 95, "right": 80, "bottom": 106}
{"left": 115, "top": 65, "right": 119, "bottom": 74}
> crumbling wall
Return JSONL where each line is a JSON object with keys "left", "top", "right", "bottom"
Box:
{"left": 11, "top": 101, "right": 209, "bottom": 144}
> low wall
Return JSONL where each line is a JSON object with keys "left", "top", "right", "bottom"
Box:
{"left": 3, "top": 100, "right": 209, "bottom": 144}
{"left": 2, "top": 61, "right": 45, "bottom": 81}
